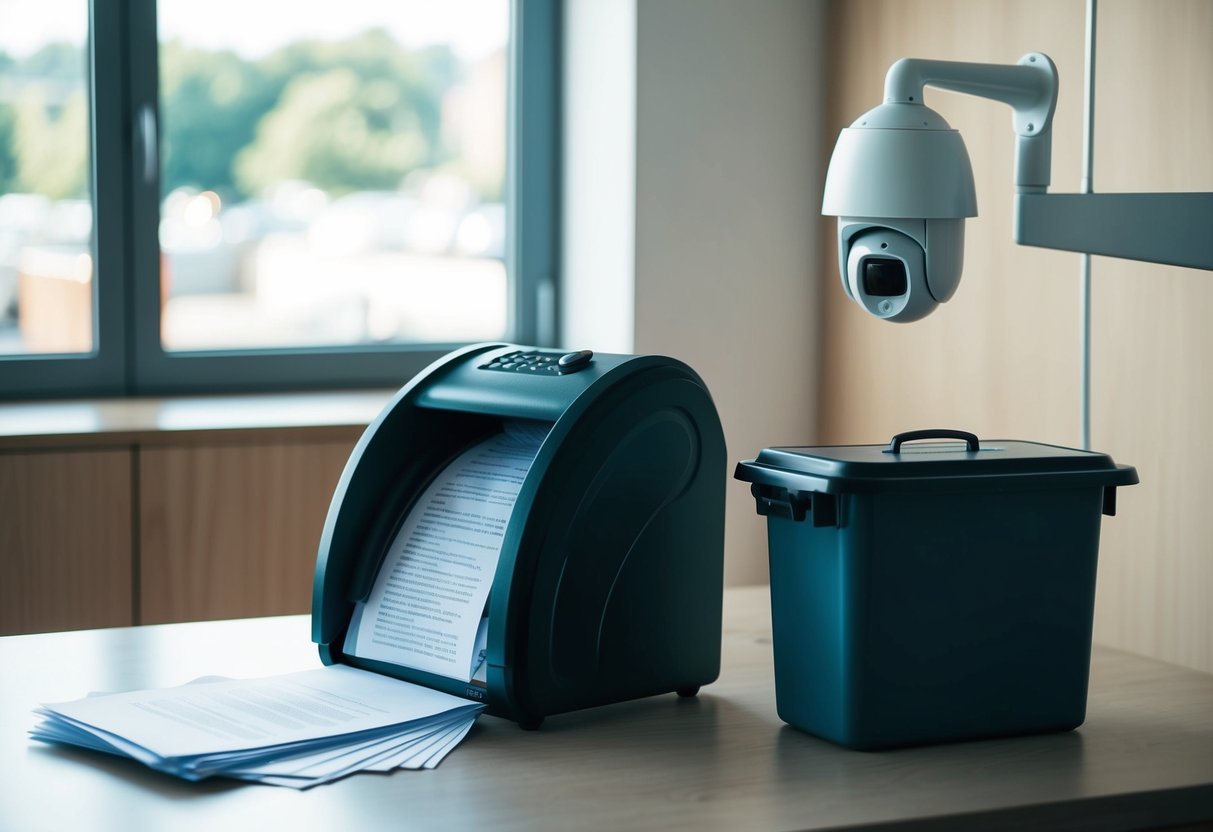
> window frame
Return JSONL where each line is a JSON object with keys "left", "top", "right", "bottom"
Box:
{"left": 0, "top": 0, "right": 560, "bottom": 399}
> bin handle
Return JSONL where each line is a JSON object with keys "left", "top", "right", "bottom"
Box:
{"left": 886, "top": 429, "right": 980, "bottom": 454}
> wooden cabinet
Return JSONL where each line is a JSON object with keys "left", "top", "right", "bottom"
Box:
{"left": 0, "top": 436, "right": 358, "bottom": 635}
{"left": 0, "top": 449, "right": 133, "bottom": 635}
{"left": 138, "top": 439, "right": 354, "bottom": 624}
{"left": 0, "top": 392, "right": 383, "bottom": 635}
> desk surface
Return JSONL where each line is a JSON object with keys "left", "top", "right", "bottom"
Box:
{"left": 2, "top": 587, "right": 1212, "bottom": 832}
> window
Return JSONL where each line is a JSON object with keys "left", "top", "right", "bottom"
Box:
{"left": 0, "top": 2, "right": 94, "bottom": 359}
{"left": 0, "top": 0, "right": 558, "bottom": 397}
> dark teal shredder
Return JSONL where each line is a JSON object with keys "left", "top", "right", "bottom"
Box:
{"left": 734, "top": 429, "right": 1138, "bottom": 750}
{"left": 313, "top": 343, "right": 726, "bottom": 729}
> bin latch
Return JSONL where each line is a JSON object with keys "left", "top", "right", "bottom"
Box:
{"left": 749, "top": 484, "right": 838, "bottom": 527}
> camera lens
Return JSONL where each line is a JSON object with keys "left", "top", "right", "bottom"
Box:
{"left": 862, "top": 257, "right": 907, "bottom": 296}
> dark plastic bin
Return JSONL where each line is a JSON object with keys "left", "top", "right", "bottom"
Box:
{"left": 734, "top": 429, "right": 1138, "bottom": 750}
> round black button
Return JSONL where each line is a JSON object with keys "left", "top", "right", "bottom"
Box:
{"left": 557, "top": 349, "right": 593, "bottom": 373}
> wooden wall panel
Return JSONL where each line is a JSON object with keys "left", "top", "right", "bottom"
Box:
{"left": 819, "top": 0, "right": 1087, "bottom": 448}
{"left": 1083, "top": 0, "right": 1213, "bottom": 674}
{"left": 821, "top": 1, "right": 1213, "bottom": 671}
{"left": 139, "top": 439, "right": 356, "bottom": 624}
{"left": 0, "top": 449, "right": 133, "bottom": 634}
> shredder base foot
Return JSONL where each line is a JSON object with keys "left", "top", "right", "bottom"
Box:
{"left": 517, "top": 716, "right": 544, "bottom": 731}
{"left": 676, "top": 686, "right": 700, "bottom": 698}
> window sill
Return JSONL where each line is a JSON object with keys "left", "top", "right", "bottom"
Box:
{"left": 0, "top": 389, "right": 396, "bottom": 451}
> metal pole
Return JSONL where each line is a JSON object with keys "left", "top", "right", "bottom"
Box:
{"left": 1079, "top": 0, "right": 1098, "bottom": 450}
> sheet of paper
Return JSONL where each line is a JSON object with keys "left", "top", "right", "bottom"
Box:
{"left": 224, "top": 713, "right": 465, "bottom": 778}
{"left": 33, "top": 667, "right": 485, "bottom": 788}
{"left": 409, "top": 720, "right": 475, "bottom": 769}
{"left": 344, "top": 422, "right": 547, "bottom": 680}
{"left": 39, "top": 665, "right": 479, "bottom": 762}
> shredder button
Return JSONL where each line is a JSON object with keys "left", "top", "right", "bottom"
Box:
{"left": 558, "top": 350, "right": 593, "bottom": 373}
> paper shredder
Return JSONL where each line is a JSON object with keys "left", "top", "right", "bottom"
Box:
{"left": 313, "top": 343, "right": 727, "bottom": 729}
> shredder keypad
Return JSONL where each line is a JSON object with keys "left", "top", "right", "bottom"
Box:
{"left": 480, "top": 349, "right": 594, "bottom": 375}
{"left": 480, "top": 350, "right": 564, "bottom": 375}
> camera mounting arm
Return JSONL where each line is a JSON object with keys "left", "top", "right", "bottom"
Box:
{"left": 885, "top": 53, "right": 1213, "bottom": 271}
{"left": 884, "top": 53, "right": 1058, "bottom": 192}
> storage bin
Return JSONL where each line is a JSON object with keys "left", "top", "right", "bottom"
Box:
{"left": 734, "top": 429, "right": 1138, "bottom": 750}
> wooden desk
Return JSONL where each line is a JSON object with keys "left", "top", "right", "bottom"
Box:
{"left": 2, "top": 587, "right": 1211, "bottom": 831}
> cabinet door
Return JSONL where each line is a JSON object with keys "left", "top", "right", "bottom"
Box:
{"left": 0, "top": 449, "right": 133, "bottom": 635}
{"left": 139, "top": 438, "right": 355, "bottom": 624}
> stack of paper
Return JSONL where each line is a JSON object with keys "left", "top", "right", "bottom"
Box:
{"left": 30, "top": 665, "right": 484, "bottom": 788}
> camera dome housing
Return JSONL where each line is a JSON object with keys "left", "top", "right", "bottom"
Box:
{"left": 823, "top": 101, "right": 976, "bottom": 322}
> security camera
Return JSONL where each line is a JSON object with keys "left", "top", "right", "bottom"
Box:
{"left": 837, "top": 217, "right": 965, "bottom": 323}
{"left": 824, "top": 51, "right": 1211, "bottom": 325}
{"left": 823, "top": 53, "right": 1059, "bottom": 323}
{"left": 823, "top": 94, "right": 977, "bottom": 324}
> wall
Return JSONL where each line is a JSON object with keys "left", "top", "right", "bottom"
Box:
{"left": 561, "top": 0, "right": 636, "bottom": 354}
{"left": 563, "top": 0, "right": 828, "bottom": 586}
{"left": 819, "top": 0, "right": 1213, "bottom": 672}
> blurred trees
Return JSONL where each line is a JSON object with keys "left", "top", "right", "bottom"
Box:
{"left": 160, "top": 27, "right": 450, "bottom": 201}
{"left": 158, "top": 43, "right": 280, "bottom": 200}
{"left": 0, "top": 43, "right": 90, "bottom": 199}
{"left": 12, "top": 89, "right": 89, "bottom": 199}
{"left": 230, "top": 30, "right": 449, "bottom": 197}
{"left": 234, "top": 69, "right": 429, "bottom": 196}
{"left": 1, "top": 28, "right": 461, "bottom": 203}
{"left": 0, "top": 102, "right": 17, "bottom": 194}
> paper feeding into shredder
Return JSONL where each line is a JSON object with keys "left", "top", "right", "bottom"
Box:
{"left": 312, "top": 343, "right": 727, "bottom": 729}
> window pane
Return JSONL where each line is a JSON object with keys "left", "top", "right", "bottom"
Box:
{"left": 157, "top": 1, "right": 509, "bottom": 352}
{"left": 0, "top": 2, "right": 94, "bottom": 356}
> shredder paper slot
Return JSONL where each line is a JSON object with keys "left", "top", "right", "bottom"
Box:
{"left": 343, "top": 421, "right": 550, "bottom": 684}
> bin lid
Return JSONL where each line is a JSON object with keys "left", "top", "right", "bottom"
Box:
{"left": 734, "top": 429, "right": 1139, "bottom": 495}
